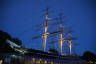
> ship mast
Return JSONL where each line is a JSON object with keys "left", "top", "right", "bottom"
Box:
{"left": 42, "top": 8, "right": 50, "bottom": 51}
{"left": 58, "top": 14, "right": 64, "bottom": 55}
{"left": 69, "top": 40, "right": 72, "bottom": 55}
{"left": 67, "top": 33, "right": 76, "bottom": 55}
{"left": 32, "top": 8, "right": 76, "bottom": 55}
{"left": 57, "top": 14, "right": 76, "bottom": 55}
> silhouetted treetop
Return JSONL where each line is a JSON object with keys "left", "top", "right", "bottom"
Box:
{"left": 11, "top": 38, "right": 22, "bottom": 45}
{"left": 82, "top": 51, "right": 96, "bottom": 62}
{"left": 0, "top": 30, "right": 22, "bottom": 52}
{"left": 0, "top": 30, "right": 11, "bottom": 40}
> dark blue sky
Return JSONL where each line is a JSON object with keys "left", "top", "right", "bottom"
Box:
{"left": 0, "top": 0, "right": 96, "bottom": 55}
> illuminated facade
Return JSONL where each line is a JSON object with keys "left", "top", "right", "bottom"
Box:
{"left": 0, "top": 30, "right": 88, "bottom": 64}
{"left": 0, "top": 49, "right": 87, "bottom": 64}
{"left": 0, "top": 37, "right": 87, "bottom": 64}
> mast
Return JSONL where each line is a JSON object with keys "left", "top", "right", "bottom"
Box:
{"left": 58, "top": 14, "right": 65, "bottom": 55}
{"left": 69, "top": 40, "right": 72, "bottom": 55}
{"left": 57, "top": 14, "right": 76, "bottom": 55}
{"left": 68, "top": 34, "right": 75, "bottom": 55}
{"left": 65, "top": 32, "right": 76, "bottom": 55}
{"left": 32, "top": 8, "right": 62, "bottom": 52}
{"left": 32, "top": 8, "right": 76, "bottom": 55}
{"left": 42, "top": 8, "right": 50, "bottom": 51}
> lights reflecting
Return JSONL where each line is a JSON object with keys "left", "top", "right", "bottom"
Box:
{"left": 0, "top": 60, "right": 3, "bottom": 64}
{"left": 69, "top": 40, "right": 72, "bottom": 55}
{"left": 42, "top": 32, "right": 49, "bottom": 51}
{"left": 59, "top": 33, "right": 64, "bottom": 55}
{"left": 45, "top": 26, "right": 48, "bottom": 33}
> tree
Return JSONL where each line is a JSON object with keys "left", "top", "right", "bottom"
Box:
{"left": 0, "top": 30, "right": 11, "bottom": 40}
{"left": 0, "top": 30, "right": 13, "bottom": 52}
{"left": 0, "top": 30, "right": 23, "bottom": 53}
{"left": 82, "top": 51, "right": 96, "bottom": 62}
{"left": 11, "top": 38, "right": 22, "bottom": 45}
{"left": 0, "top": 30, "right": 22, "bottom": 46}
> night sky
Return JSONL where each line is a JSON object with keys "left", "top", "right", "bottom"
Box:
{"left": 0, "top": 0, "right": 96, "bottom": 55}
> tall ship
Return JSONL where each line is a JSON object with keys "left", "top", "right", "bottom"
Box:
{"left": 0, "top": 8, "right": 87, "bottom": 64}
{"left": 32, "top": 8, "right": 76, "bottom": 55}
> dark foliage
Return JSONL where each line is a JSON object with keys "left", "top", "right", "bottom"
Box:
{"left": 0, "top": 30, "right": 22, "bottom": 53}
{"left": 0, "top": 30, "right": 13, "bottom": 52}
{"left": 82, "top": 51, "right": 96, "bottom": 62}
{"left": 11, "top": 38, "right": 22, "bottom": 45}
{"left": 0, "top": 30, "right": 11, "bottom": 40}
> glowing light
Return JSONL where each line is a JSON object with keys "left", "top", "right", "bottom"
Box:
{"left": 0, "top": 60, "right": 3, "bottom": 64}
{"left": 32, "top": 58, "right": 35, "bottom": 63}
{"left": 43, "top": 34, "right": 47, "bottom": 51}
{"left": 43, "top": 31, "right": 49, "bottom": 51}
{"left": 45, "top": 26, "right": 48, "bottom": 32}
{"left": 51, "top": 62, "right": 53, "bottom": 64}
{"left": 59, "top": 33, "right": 64, "bottom": 54}
{"left": 42, "top": 24, "right": 49, "bottom": 51}
{"left": 69, "top": 40, "right": 72, "bottom": 55}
